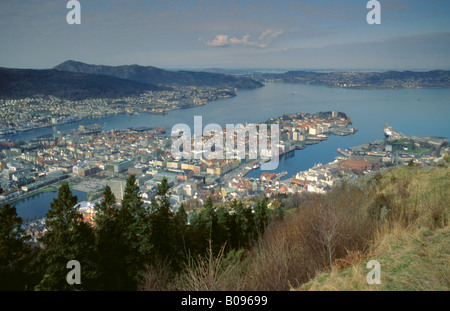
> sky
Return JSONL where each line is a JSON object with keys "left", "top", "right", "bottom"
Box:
{"left": 0, "top": 0, "right": 449, "bottom": 70}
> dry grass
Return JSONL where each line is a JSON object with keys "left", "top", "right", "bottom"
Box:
{"left": 377, "top": 166, "right": 449, "bottom": 230}
{"left": 333, "top": 251, "right": 366, "bottom": 270}
{"left": 138, "top": 258, "right": 173, "bottom": 291}
{"left": 300, "top": 165, "right": 450, "bottom": 291}
{"left": 302, "top": 226, "right": 450, "bottom": 291}
{"left": 171, "top": 243, "right": 246, "bottom": 291}
{"left": 241, "top": 185, "right": 375, "bottom": 291}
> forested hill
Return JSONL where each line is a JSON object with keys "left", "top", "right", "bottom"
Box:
{"left": 252, "top": 70, "right": 450, "bottom": 89}
{"left": 0, "top": 67, "right": 170, "bottom": 100}
{"left": 54, "top": 60, "right": 264, "bottom": 89}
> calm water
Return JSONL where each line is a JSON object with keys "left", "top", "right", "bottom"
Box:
{"left": 8, "top": 83, "right": 450, "bottom": 141}
{"left": 9, "top": 83, "right": 450, "bottom": 218}
{"left": 13, "top": 189, "right": 87, "bottom": 221}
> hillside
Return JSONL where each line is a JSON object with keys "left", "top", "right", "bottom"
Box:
{"left": 150, "top": 163, "right": 449, "bottom": 291}
{"left": 0, "top": 67, "right": 169, "bottom": 100}
{"left": 54, "top": 60, "right": 264, "bottom": 89}
{"left": 299, "top": 164, "right": 449, "bottom": 291}
{"left": 253, "top": 70, "right": 450, "bottom": 89}
{"left": 1, "top": 158, "right": 447, "bottom": 291}
{"left": 300, "top": 226, "right": 449, "bottom": 291}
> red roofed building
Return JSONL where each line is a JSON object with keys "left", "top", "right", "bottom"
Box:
{"left": 260, "top": 172, "right": 276, "bottom": 181}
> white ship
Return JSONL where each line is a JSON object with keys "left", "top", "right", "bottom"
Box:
{"left": 383, "top": 123, "right": 405, "bottom": 139}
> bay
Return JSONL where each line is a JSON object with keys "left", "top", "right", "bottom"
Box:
{"left": 9, "top": 83, "right": 450, "bottom": 142}
{"left": 8, "top": 82, "right": 450, "bottom": 218}
{"left": 13, "top": 189, "right": 87, "bottom": 222}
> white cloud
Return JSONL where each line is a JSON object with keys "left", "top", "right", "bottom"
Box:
{"left": 207, "top": 34, "right": 231, "bottom": 47}
{"left": 206, "top": 29, "right": 282, "bottom": 48}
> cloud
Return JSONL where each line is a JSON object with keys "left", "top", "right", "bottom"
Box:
{"left": 206, "top": 29, "right": 282, "bottom": 48}
{"left": 207, "top": 34, "right": 231, "bottom": 47}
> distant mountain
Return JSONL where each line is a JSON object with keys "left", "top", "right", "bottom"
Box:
{"left": 54, "top": 60, "right": 264, "bottom": 89}
{"left": 0, "top": 67, "right": 169, "bottom": 100}
{"left": 251, "top": 70, "right": 450, "bottom": 89}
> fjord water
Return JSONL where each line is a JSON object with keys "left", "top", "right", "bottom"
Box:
{"left": 14, "top": 189, "right": 87, "bottom": 222}
{"left": 12, "top": 82, "right": 449, "bottom": 175}
{"left": 10, "top": 83, "right": 450, "bottom": 217}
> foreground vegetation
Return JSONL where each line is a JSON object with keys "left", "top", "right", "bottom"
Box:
{"left": 300, "top": 164, "right": 449, "bottom": 291}
{"left": 0, "top": 162, "right": 448, "bottom": 291}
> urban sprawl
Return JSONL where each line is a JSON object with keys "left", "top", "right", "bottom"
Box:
{"left": 0, "top": 94, "right": 448, "bottom": 243}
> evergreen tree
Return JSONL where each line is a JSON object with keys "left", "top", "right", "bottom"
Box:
{"left": 0, "top": 204, "right": 33, "bottom": 290}
{"left": 227, "top": 200, "right": 240, "bottom": 249}
{"left": 201, "top": 197, "right": 216, "bottom": 235}
{"left": 186, "top": 209, "right": 204, "bottom": 255}
{"left": 254, "top": 198, "right": 269, "bottom": 237}
{"left": 149, "top": 178, "right": 174, "bottom": 263}
{"left": 198, "top": 197, "right": 219, "bottom": 253}
{"left": 216, "top": 205, "right": 232, "bottom": 251}
{"left": 197, "top": 197, "right": 230, "bottom": 255}
{"left": 37, "top": 182, "right": 98, "bottom": 290}
{"left": 234, "top": 201, "right": 255, "bottom": 249}
{"left": 94, "top": 185, "right": 128, "bottom": 290}
{"left": 117, "top": 174, "right": 151, "bottom": 290}
{"left": 172, "top": 203, "right": 188, "bottom": 268}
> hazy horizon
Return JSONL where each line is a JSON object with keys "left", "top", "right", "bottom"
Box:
{"left": 4, "top": 59, "right": 450, "bottom": 73}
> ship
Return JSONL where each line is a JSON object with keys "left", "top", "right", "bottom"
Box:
{"left": 149, "top": 109, "right": 168, "bottom": 115}
{"left": 333, "top": 127, "right": 357, "bottom": 136}
{"left": 383, "top": 123, "right": 405, "bottom": 140}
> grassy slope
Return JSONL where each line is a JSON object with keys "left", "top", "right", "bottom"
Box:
{"left": 138, "top": 163, "right": 449, "bottom": 291}
{"left": 301, "top": 226, "right": 449, "bottom": 291}
{"left": 299, "top": 165, "right": 449, "bottom": 291}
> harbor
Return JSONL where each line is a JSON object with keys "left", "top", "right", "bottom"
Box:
{"left": 2, "top": 82, "right": 449, "bottom": 221}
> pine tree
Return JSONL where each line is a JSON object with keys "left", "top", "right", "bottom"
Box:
{"left": 94, "top": 185, "right": 128, "bottom": 290}
{"left": 172, "top": 203, "right": 188, "bottom": 268}
{"left": 117, "top": 174, "right": 151, "bottom": 290}
{"left": 228, "top": 200, "right": 240, "bottom": 249}
{"left": 234, "top": 201, "right": 255, "bottom": 249}
{"left": 0, "top": 204, "right": 32, "bottom": 290}
{"left": 201, "top": 197, "right": 216, "bottom": 235}
{"left": 216, "top": 205, "right": 232, "bottom": 251}
{"left": 37, "top": 182, "right": 98, "bottom": 290}
{"left": 149, "top": 178, "right": 174, "bottom": 263}
{"left": 186, "top": 209, "right": 204, "bottom": 255}
{"left": 254, "top": 198, "right": 269, "bottom": 237}
{"left": 199, "top": 197, "right": 218, "bottom": 253}
{"left": 198, "top": 197, "right": 231, "bottom": 255}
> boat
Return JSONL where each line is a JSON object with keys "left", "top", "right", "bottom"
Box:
{"left": 149, "top": 110, "right": 168, "bottom": 115}
{"left": 333, "top": 127, "right": 357, "bottom": 136}
{"left": 305, "top": 140, "right": 319, "bottom": 145}
{"left": 317, "top": 134, "right": 328, "bottom": 140}
{"left": 383, "top": 123, "right": 405, "bottom": 139}
{"left": 383, "top": 124, "right": 392, "bottom": 138}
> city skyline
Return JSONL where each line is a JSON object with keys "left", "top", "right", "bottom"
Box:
{"left": 0, "top": 0, "right": 450, "bottom": 70}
